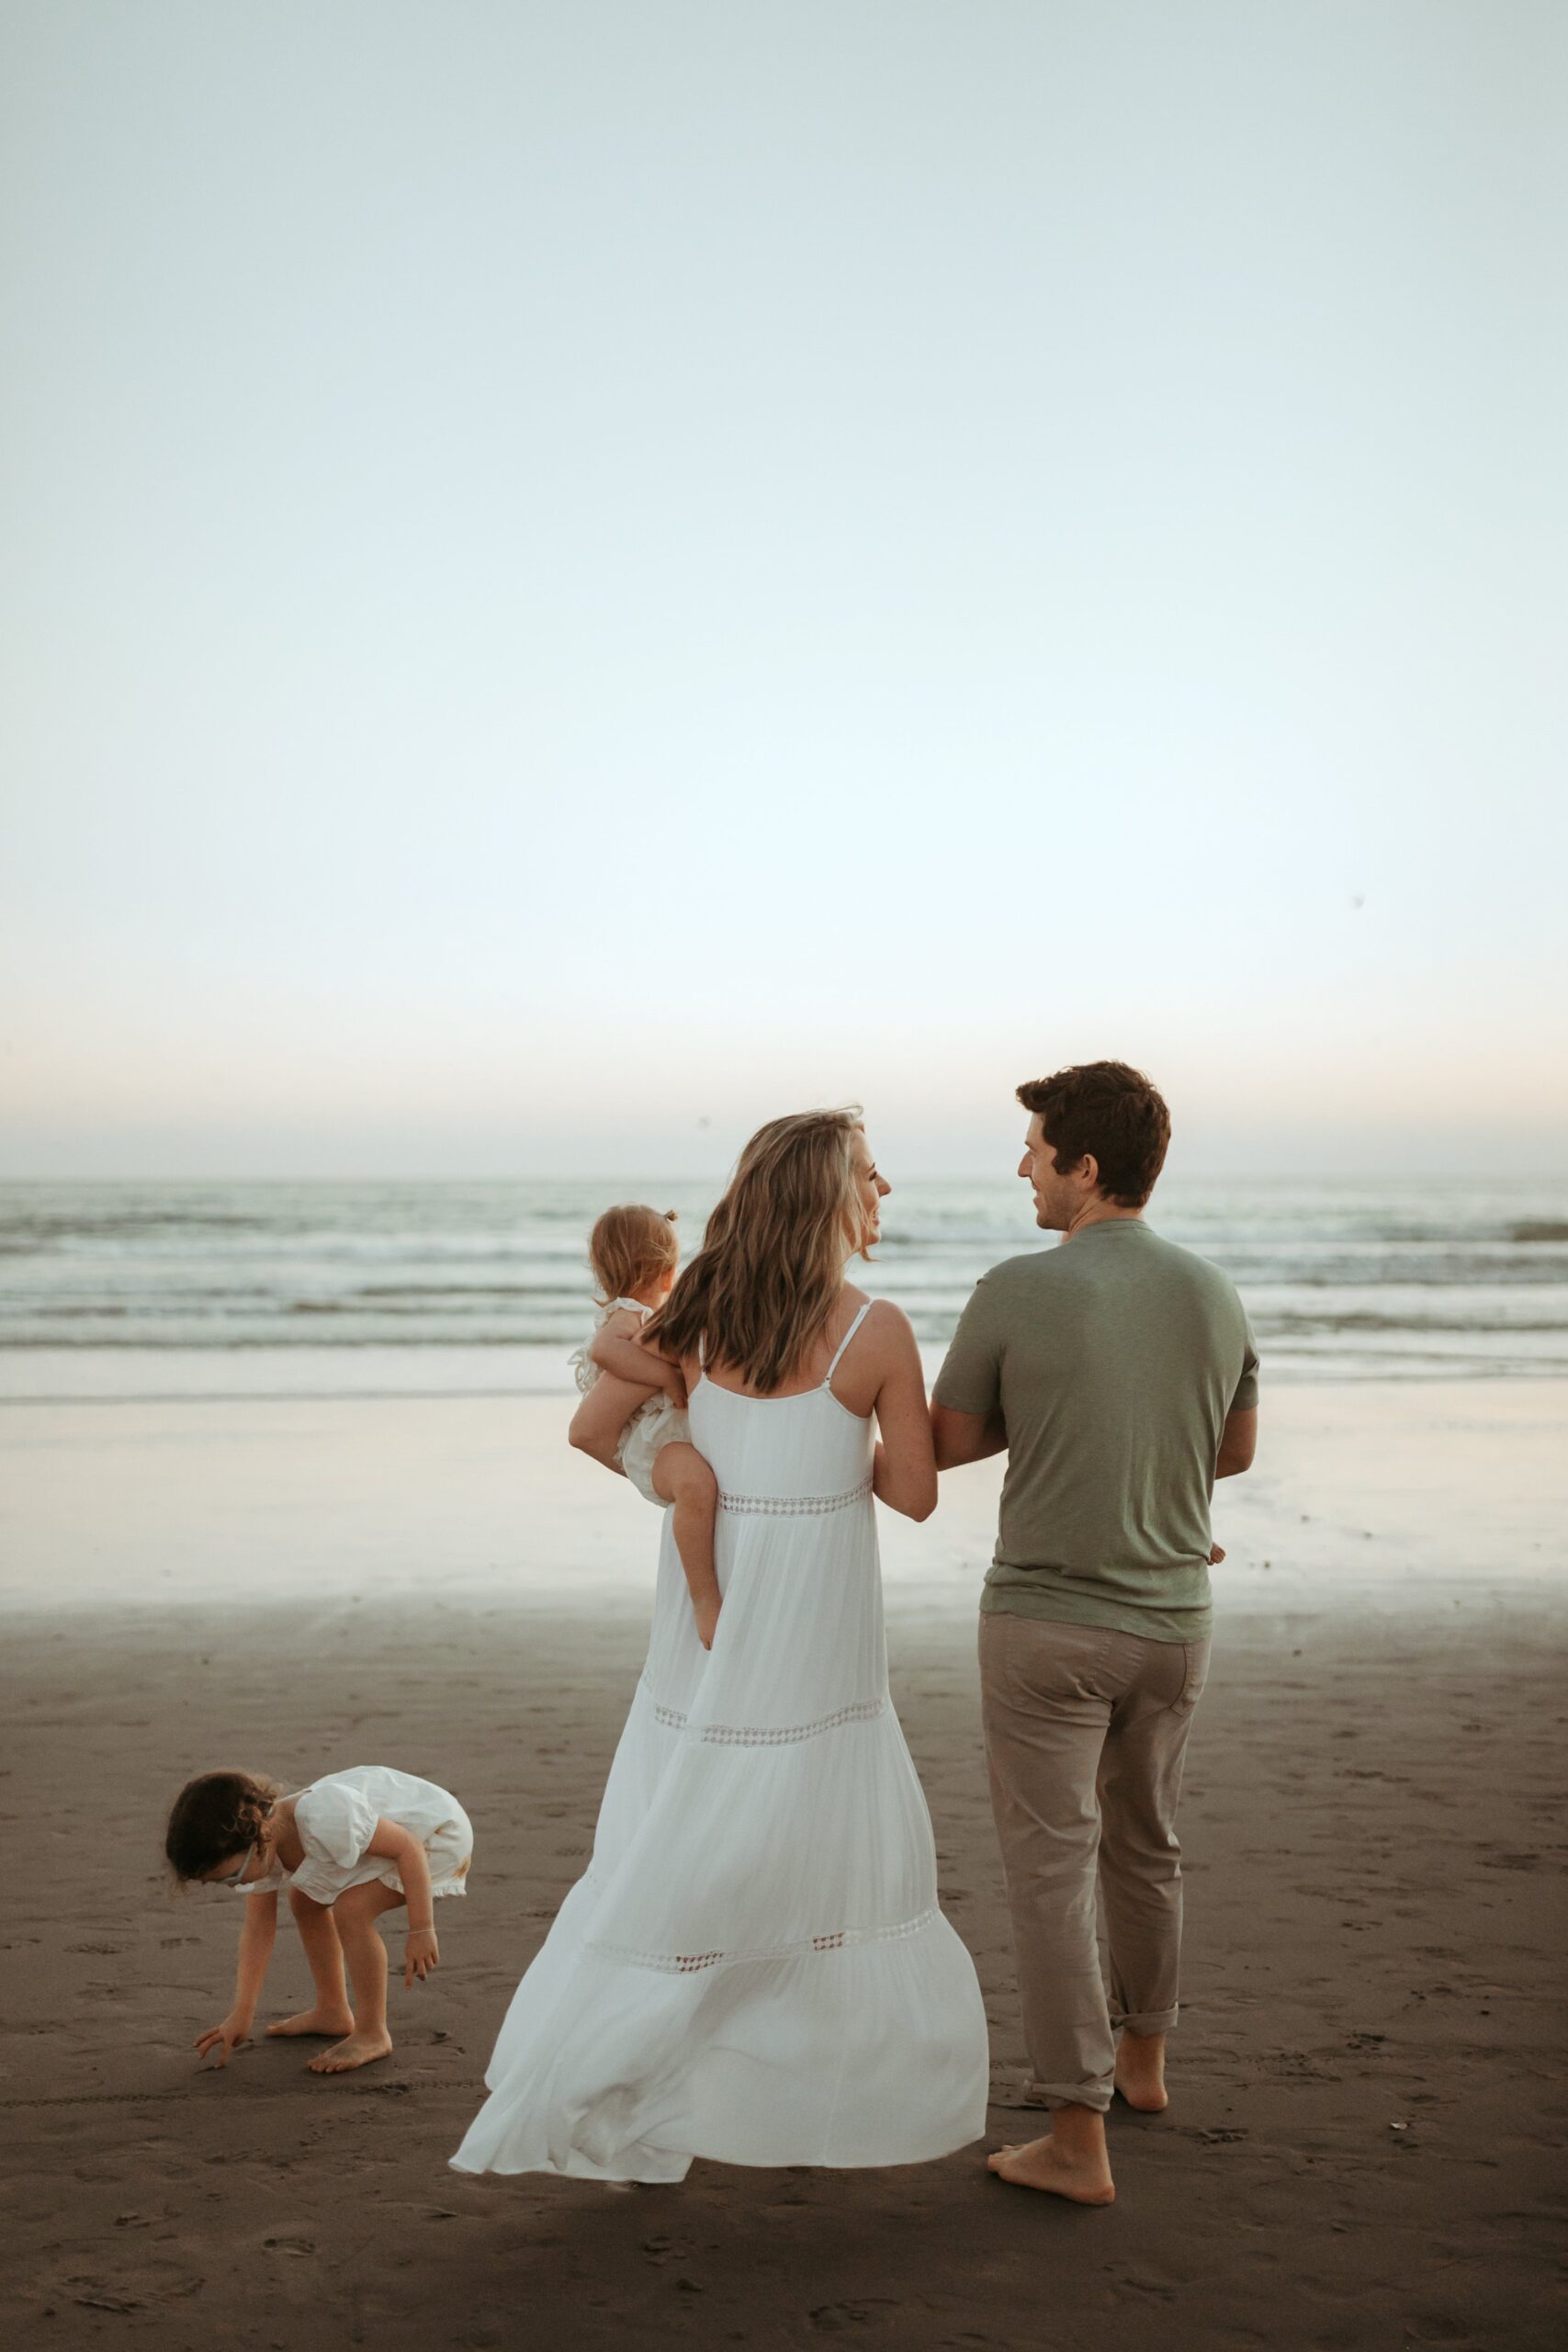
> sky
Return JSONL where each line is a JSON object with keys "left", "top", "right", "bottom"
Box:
{"left": 2, "top": 2, "right": 1564, "bottom": 1181}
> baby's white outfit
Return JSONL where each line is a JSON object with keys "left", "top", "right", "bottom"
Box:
{"left": 571, "top": 1297, "right": 691, "bottom": 1507}
{"left": 237, "top": 1765, "right": 473, "bottom": 1907}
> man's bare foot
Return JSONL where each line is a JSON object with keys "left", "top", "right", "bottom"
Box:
{"left": 987, "top": 2132, "right": 1116, "bottom": 2205}
{"left": 267, "top": 2007, "right": 355, "bottom": 2040}
{"left": 1114, "top": 2029, "right": 1168, "bottom": 2112}
{"left": 307, "top": 2029, "right": 393, "bottom": 2075}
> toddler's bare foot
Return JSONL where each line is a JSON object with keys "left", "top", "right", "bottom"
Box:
{"left": 307, "top": 2029, "right": 393, "bottom": 2075}
{"left": 987, "top": 2132, "right": 1115, "bottom": 2204}
{"left": 1114, "top": 2029, "right": 1168, "bottom": 2112}
{"left": 267, "top": 2007, "right": 355, "bottom": 2040}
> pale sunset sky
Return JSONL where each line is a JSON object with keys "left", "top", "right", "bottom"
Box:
{"left": 3, "top": 3, "right": 1564, "bottom": 1180}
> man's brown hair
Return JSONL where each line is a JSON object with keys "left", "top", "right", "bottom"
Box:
{"left": 1016, "top": 1060, "right": 1171, "bottom": 1209}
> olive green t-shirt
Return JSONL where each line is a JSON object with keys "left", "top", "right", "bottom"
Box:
{"left": 933, "top": 1219, "right": 1259, "bottom": 1642}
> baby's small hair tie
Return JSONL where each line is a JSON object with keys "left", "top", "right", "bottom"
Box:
{"left": 664, "top": 1208, "right": 679, "bottom": 1223}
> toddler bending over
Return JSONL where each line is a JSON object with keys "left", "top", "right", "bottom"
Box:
{"left": 165, "top": 1762, "right": 472, "bottom": 2076}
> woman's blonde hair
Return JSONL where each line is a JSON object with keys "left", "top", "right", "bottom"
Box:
{"left": 647, "top": 1109, "right": 866, "bottom": 1394}
{"left": 589, "top": 1204, "right": 680, "bottom": 1306}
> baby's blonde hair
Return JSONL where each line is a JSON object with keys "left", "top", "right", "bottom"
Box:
{"left": 589, "top": 1204, "right": 680, "bottom": 1306}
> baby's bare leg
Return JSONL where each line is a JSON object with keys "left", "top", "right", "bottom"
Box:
{"left": 268, "top": 1887, "right": 355, "bottom": 2037}
{"left": 653, "top": 1441, "right": 721, "bottom": 1647}
{"left": 308, "top": 1883, "right": 405, "bottom": 2075}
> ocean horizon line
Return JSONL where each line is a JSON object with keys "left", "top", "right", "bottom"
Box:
{"left": 3, "top": 1168, "right": 1563, "bottom": 1190}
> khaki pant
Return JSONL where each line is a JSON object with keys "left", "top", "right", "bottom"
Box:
{"left": 978, "top": 1611, "right": 1211, "bottom": 2113}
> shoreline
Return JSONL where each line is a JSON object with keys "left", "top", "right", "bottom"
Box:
{"left": 3, "top": 1376, "right": 1563, "bottom": 1617}
{"left": 6, "top": 1341, "right": 1568, "bottom": 1408}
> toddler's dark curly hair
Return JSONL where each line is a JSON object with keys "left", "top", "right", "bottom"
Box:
{"left": 164, "top": 1768, "right": 281, "bottom": 1883}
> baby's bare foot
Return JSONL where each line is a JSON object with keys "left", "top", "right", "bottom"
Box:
{"left": 307, "top": 2029, "right": 393, "bottom": 2075}
{"left": 1114, "top": 2029, "right": 1169, "bottom": 2112}
{"left": 987, "top": 2132, "right": 1115, "bottom": 2204}
{"left": 267, "top": 2007, "right": 355, "bottom": 2040}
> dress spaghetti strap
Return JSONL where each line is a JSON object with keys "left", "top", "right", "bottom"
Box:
{"left": 823, "top": 1301, "right": 874, "bottom": 1387}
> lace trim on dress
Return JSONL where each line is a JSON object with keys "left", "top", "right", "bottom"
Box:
{"left": 585, "top": 1905, "right": 938, "bottom": 1976}
{"left": 644, "top": 1684, "right": 888, "bottom": 1745}
{"left": 718, "top": 1476, "right": 873, "bottom": 1516}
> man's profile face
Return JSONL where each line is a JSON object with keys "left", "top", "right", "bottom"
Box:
{"left": 1017, "top": 1113, "right": 1083, "bottom": 1231}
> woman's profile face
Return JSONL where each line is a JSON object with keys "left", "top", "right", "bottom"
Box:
{"left": 850, "top": 1130, "right": 891, "bottom": 1251}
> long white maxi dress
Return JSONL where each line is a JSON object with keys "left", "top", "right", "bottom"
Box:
{"left": 451, "top": 1306, "right": 990, "bottom": 2182}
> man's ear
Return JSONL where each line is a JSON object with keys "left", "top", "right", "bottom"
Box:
{"left": 1077, "top": 1153, "right": 1100, "bottom": 1194}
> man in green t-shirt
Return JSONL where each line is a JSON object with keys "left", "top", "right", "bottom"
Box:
{"left": 932, "top": 1059, "right": 1258, "bottom": 2208}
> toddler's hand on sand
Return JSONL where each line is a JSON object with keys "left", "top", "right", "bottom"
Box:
{"left": 195, "top": 2012, "right": 251, "bottom": 2068}
{"left": 1208, "top": 1542, "right": 1226, "bottom": 1565}
{"left": 693, "top": 1592, "right": 721, "bottom": 1651}
{"left": 404, "top": 1927, "right": 440, "bottom": 1987}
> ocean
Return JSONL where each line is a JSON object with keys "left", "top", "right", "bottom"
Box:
{"left": 2, "top": 1175, "right": 1565, "bottom": 1396}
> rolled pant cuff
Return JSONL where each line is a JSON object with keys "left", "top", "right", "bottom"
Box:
{"left": 1023, "top": 2078, "right": 1113, "bottom": 2115}
{"left": 1112, "top": 2007, "right": 1179, "bottom": 2035}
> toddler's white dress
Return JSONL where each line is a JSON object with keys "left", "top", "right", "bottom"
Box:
{"left": 453, "top": 1305, "right": 988, "bottom": 2182}
{"left": 571, "top": 1297, "right": 692, "bottom": 1504}
{"left": 234, "top": 1765, "right": 474, "bottom": 1906}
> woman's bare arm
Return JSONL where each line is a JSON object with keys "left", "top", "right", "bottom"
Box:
{"left": 569, "top": 1371, "right": 658, "bottom": 1472}
{"left": 868, "top": 1308, "right": 939, "bottom": 1522}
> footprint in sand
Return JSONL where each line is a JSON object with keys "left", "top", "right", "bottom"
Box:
{"left": 64, "top": 2258, "right": 201, "bottom": 2312}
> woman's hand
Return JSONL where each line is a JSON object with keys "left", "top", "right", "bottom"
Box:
{"left": 692, "top": 1590, "right": 722, "bottom": 1651}
{"left": 1208, "top": 1542, "right": 1226, "bottom": 1565}
{"left": 404, "top": 1926, "right": 440, "bottom": 1986}
{"left": 195, "top": 2011, "right": 252, "bottom": 2067}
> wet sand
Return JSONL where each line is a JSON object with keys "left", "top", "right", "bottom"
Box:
{"left": 3, "top": 1384, "right": 1565, "bottom": 2347}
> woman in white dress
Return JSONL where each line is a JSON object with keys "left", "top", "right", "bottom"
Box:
{"left": 451, "top": 1111, "right": 989, "bottom": 2183}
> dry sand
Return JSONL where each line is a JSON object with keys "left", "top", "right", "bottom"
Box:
{"left": 3, "top": 1383, "right": 1565, "bottom": 2348}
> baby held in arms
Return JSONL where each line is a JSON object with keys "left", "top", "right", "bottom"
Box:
{"left": 165, "top": 1763, "right": 473, "bottom": 2076}
{"left": 568, "top": 1204, "right": 722, "bottom": 1649}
